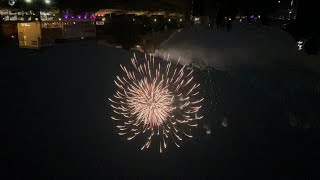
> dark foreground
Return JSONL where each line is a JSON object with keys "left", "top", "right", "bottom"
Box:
{"left": 1, "top": 40, "right": 320, "bottom": 179}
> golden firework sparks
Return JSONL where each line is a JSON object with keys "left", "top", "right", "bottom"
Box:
{"left": 109, "top": 53, "right": 203, "bottom": 153}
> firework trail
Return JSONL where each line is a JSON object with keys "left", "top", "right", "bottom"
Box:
{"left": 109, "top": 54, "right": 203, "bottom": 153}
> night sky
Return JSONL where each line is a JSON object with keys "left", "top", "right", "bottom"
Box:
{"left": 0, "top": 0, "right": 284, "bottom": 11}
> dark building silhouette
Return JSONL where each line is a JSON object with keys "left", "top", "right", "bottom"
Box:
{"left": 287, "top": 0, "right": 318, "bottom": 37}
{"left": 191, "top": 0, "right": 204, "bottom": 16}
{"left": 191, "top": 0, "right": 219, "bottom": 17}
{"left": 296, "top": 0, "right": 318, "bottom": 34}
{"left": 282, "top": 0, "right": 318, "bottom": 54}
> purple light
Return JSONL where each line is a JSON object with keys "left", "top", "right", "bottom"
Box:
{"left": 84, "top": 16, "right": 87, "bottom": 19}
{"left": 250, "top": 15, "right": 254, "bottom": 19}
{"left": 71, "top": 16, "right": 74, "bottom": 19}
{"left": 77, "top": 15, "right": 81, "bottom": 19}
{"left": 64, "top": 15, "right": 68, "bottom": 19}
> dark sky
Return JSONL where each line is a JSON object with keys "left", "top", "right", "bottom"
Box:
{"left": 55, "top": 0, "right": 275, "bottom": 9}
{"left": 54, "top": 0, "right": 191, "bottom": 11}
{"left": 0, "top": 0, "right": 280, "bottom": 11}
{"left": 53, "top": 0, "right": 283, "bottom": 13}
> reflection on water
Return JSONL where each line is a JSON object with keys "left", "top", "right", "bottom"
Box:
{"left": 96, "top": 14, "right": 184, "bottom": 53}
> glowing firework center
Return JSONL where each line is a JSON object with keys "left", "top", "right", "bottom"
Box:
{"left": 126, "top": 79, "right": 173, "bottom": 127}
{"left": 109, "top": 54, "right": 203, "bottom": 153}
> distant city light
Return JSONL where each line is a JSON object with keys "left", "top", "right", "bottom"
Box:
{"left": 278, "top": 0, "right": 280, "bottom": 3}
{"left": 168, "top": 18, "right": 171, "bottom": 22}
{"left": 297, "top": 41, "right": 304, "bottom": 50}
{"left": 96, "top": 21, "right": 104, "bottom": 25}
{"left": 179, "top": 18, "right": 182, "bottom": 22}
{"left": 132, "top": 18, "right": 135, "bottom": 21}
{"left": 25, "top": 0, "right": 32, "bottom": 3}
{"left": 58, "top": 18, "right": 61, "bottom": 21}
{"left": 221, "top": 121, "right": 228, "bottom": 128}
{"left": 44, "top": 0, "right": 50, "bottom": 4}
{"left": 77, "top": 15, "right": 81, "bottom": 19}
{"left": 154, "top": 18, "right": 157, "bottom": 22}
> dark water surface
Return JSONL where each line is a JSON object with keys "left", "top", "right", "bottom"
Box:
{"left": 1, "top": 40, "right": 320, "bottom": 178}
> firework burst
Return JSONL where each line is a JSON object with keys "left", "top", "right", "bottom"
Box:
{"left": 109, "top": 54, "right": 203, "bottom": 153}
